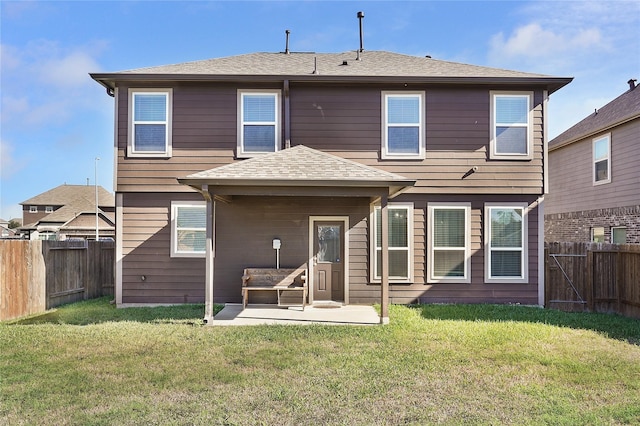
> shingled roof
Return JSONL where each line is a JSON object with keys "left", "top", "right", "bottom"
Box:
{"left": 179, "top": 145, "right": 415, "bottom": 195}
{"left": 550, "top": 84, "right": 640, "bottom": 149}
{"left": 20, "top": 184, "right": 115, "bottom": 229}
{"left": 91, "top": 50, "right": 571, "bottom": 94}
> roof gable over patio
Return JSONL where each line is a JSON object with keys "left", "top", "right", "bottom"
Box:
{"left": 178, "top": 145, "right": 415, "bottom": 198}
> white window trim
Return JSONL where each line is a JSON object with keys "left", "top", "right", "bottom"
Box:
{"left": 484, "top": 203, "right": 528, "bottom": 284}
{"left": 381, "top": 91, "right": 426, "bottom": 160}
{"left": 370, "top": 202, "right": 414, "bottom": 283}
{"left": 128, "top": 88, "right": 172, "bottom": 158}
{"left": 427, "top": 203, "right": 471, "bottom": 284}
{"left": 170, "top": 201, "right": 206, "bottom": 258}
{"left": 45, "top": 206, "right": 53, "bottom": 213}
{"left": 490, "top": 91, "right": 533, "bottom": 160}
{"left": 592, "top": 133, "right": 611, "bottom": 185}
{"left": 611, "top": 226, "right": 626, "bottom": 244}
{"left": 237, "top": 89, "right": 281, "bottom": 158}
{"left": 29, "top": 206, "right": 37, "bottom": 213}
{"left": 591, "top": 226, "right": 605, "bottom": 243}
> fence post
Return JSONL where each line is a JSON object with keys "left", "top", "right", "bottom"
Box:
{"left": 586, "top": 245, "right": 594, "bottom": 312}
{"left": 544, "top": 246, "right": 549, "bottom": 308}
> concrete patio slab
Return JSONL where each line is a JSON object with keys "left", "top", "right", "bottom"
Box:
{"left": 209, "top": 303, "right": 381, "bottom": 326}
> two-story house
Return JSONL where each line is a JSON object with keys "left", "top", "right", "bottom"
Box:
{"left": 545, "top": 80, "right": 640, "bottom": 244}
{"left": 91, "top": 50, "right": 571, "bottom": 322}
{"left": 20, "top": 184, "right": 116, "bottom": 240}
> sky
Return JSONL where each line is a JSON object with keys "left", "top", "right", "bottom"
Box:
{"left": 1, "top": 0, "right": 639, "bottom": 220}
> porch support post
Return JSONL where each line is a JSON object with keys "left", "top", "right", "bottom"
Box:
{"left": 203, "top": 185, "right": 216, "bottom": 323}
{"left": 380, "top": 193, "right": 390, "bottom": 324}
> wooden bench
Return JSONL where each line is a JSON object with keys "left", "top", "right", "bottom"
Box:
{"left": 241, "top": 266, "right": 307, "bottom": 310}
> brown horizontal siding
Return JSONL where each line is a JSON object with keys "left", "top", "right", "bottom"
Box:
{"left": 116, "top": 82, "right": 545, "bottom": 194}
{"left": 120, "top": 192, "right": 540, "bottom": 305}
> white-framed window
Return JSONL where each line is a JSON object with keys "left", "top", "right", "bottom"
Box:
{"left": 237, "top": 90, "right": 281, "bottom": 158}
{"left": 171, "top": 201, "right": 206, "bottom": 258}
{"left": 128, "top": 88, "right": 172, "bottom": 157}
{"left": 612, "top": 226, "right": 626, "bottom": 244}
{"left": 591, "top": 227, "right": 605, "bottom": 243}
{"left": 485, "top": 203, "right": 528, "bottom": 283}
{"left": 45, "top": 206, "right": 53, "bottom": 213}
{"left": 371, "top": 203, "right": 414, "bottom": 282}
{"left": 593, "top": 133, "right": 611, "bottom": 185}
{"left": 381, "top": 91, "right": 425, "bottom": 159}
{"left": 427, "top": 203, "right": 471, "bottom": 283}
{"left": 29, "top": 206, "right": 37, "bottom": 213}
{"left": 490, "top": 91, "right": 533, "bottom": 159}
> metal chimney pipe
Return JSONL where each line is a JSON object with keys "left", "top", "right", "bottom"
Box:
{"left": 285, "top": 29, "right": 291, "bottom": 54}
{"left": 357, "top": 11, "right": 365, "bottom": 55}
{"left": 628, "top": 78, "right": 637, "bottom": 91}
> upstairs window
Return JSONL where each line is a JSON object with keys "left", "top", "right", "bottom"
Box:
{"left": 171, "top": 201, "right": 206, "bottom": 258}
{"left": 485, "top": 203, "right": 528, "bottom": 283}
{"left": 490, "top": 92, "right": 533, "bottom": 159}
{"left": 372, "top": 203, "right": 414, "bottom": 282}
{"left": 129, "top": 89, "right": 172, "bottom": 157}
{"left": 593, "top": 134, "right": 611, "bottom": 185}
{"left": 382, "top": 92, "right": 425, "bottom": 159}
{"left": 238, "top": 90, "right": 280, "bottom": 157}
{"left": 45, "top": 206, "right": 53, "bottom": 213}
{"left": 29, "top": 206, "right": 37, "bottom": 213}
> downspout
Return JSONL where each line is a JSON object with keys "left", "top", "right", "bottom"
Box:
{"left": 284, "top": 79, "right": 291, "bottom": 149}
{"left": 540, "top": 89, "right": 549, "bottom": 307}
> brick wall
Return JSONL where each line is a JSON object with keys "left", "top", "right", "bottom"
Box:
{"left": 545, "top": 204, "right": 640, "bottom": 243}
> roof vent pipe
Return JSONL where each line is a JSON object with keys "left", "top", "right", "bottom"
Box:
{"left": 357, "top": 11, "right": 365, "bottom": 60}
{"left": 628, "top": 78, "right": 637, "bottom": 91}
{"left": 285, "top": 29, "right": 291, "bottom": 54}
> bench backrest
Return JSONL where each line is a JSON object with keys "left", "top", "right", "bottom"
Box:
{"left": 242, "top": 267, "right": 307, "bottom": 288}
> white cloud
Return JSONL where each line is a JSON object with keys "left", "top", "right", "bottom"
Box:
{"left": 0, "top": 139, "right": 25, "bottom": 180}
{"left": 40, "top": 50, "right": 103, "bottom": 88}
{"left": 1, "top": 39, "right": 107, "bottom": 128}
{"left": 489, "top": 23, "right": 604, "bottom": 61}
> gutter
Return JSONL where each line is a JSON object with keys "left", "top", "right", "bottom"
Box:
{"left": 90, "top": 73, "right": 573, "bottom": 95}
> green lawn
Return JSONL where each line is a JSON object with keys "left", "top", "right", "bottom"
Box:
{"left": 1, "top": 298, "right": 639, "bottom": 425}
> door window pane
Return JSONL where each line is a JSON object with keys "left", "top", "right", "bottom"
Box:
{"left": 317, "top": 225, "right": 341, "bottom": 263}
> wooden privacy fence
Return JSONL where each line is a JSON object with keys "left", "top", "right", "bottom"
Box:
{"left": 0, "top": 240, "right": 114, "bottom": 321}
{"left": 545, "top": 242, "right": 640, "bottom": 319}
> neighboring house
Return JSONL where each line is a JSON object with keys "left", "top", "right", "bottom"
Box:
{"left": 545, "top": 80, "right": 640, "bottom": 244}
{"left": 20, "top": 184, "right": 116, "bottom": 240}
{"left": 91, "top": 49, "right": 571, "bottom": 321}
{"left": 0, "top": 218, "right": 18, "bottom": 238}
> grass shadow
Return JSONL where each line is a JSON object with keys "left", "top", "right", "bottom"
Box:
{"left": 7, "top": 297, "right": 222, "bottom": 326}
{"left": 415, "top": 303, "right": 640, "bottom": 345}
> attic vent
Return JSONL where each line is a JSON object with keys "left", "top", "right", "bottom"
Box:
{"left": 342, "top": 60, "right": 349, "bottom": 66}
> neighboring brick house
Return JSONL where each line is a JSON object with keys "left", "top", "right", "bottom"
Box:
{"left": 91, "top": 49, "right": 571, "bottom": 322}
{"left": 20, "top": 184, "right": 116, "bottom": 240}
{"left": 545, "top": 80, "right": 640, "bottom": 244}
